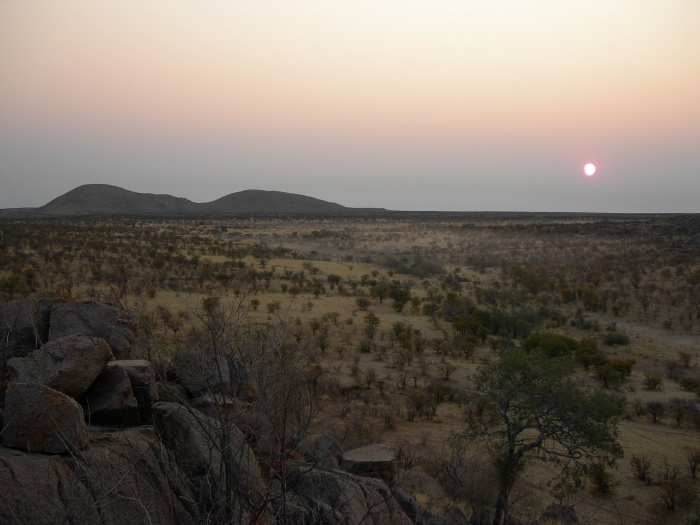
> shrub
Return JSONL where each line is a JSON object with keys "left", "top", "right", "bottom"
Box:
{"left": 604, "top": 332, "right": 630, "bottom": 346}
{"left": 589, "top": 461, "right": 616, "bottom": 495}
{"left": 631, "top": 454, "right": 652, "bottom": 482}
{"left": 643, "top": 373, "right": 663, "bottom": 390}
{"left": 679, "top": 377, "right": 699, "bottom": 392}
{"left": 647, "top": 401, "right": 666, "bottom": 423}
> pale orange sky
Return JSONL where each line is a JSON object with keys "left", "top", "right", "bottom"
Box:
{"left": 1, "top": 0, "right": 699, "bottom": 211}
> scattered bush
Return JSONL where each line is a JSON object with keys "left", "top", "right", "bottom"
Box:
{"left": 604, "top": 332, "right": 630, "bottom": 346}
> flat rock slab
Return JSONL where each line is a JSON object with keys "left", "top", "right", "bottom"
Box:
{"left": 2, "top": 382, "right": 89, "bottom": 454}
{"left": 7, "top": 334, "right": 114, "bottom": 400}
{"left": 340, "top": 444, "right": 397, "bottom": 486}
{"left": 341, "top": 443, "right": 395, "bottom": 464}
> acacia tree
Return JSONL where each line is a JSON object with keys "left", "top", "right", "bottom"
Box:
{"left": 462, "top": 349, "right": 624, "bottom": 525}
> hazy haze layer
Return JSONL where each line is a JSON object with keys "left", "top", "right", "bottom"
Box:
{"left": 1, "top": 1, "right": 698, "bottom": 212}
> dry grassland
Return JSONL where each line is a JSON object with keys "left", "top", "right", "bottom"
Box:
{"left": 1, "top": 213, "right": 699, "bottom": 523}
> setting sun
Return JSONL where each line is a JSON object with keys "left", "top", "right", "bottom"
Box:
{"left": 584, "top": 163, "right": 596, "bottom": 176}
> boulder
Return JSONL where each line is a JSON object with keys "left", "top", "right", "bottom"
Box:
{"left": 152, "top": 402, "right": 263, "bottom": 508}
{"left": 0, "top": 297, "right": 41, "bottom": 358}
{"left": 7, "top": 334, "right": 114, "bottom": 400}
{"left": 156, "top": 381, "right": 189, "bottom": 404}
{"left": 83, "top": 362, "right": 140, "bottom": 426}
{"left": 0, "top": 427, "right": 199, "bottom": 525}
{"left": 0, "top": 445, "right": 100, "bottom": 524}
{"left": 109, "top": 359, "right": 159, "bottom": 422}
{"left": 191, "top": 393, "right": 236, "bottom": 420}
{"left": 299, "top": 434, "right": 343, "bottom": 469}
{"left": 340, "top": 443, "right": 398, "bottom": 486}
{"left": 287, "top": 467, "right": 411, "bottom": 525}
{"left": 49, "top": 301, "right": 136, "bottom": 359}
{"left": 537, "top": 504, "right": 579, "bottom": 524}
{"left": 168, "top": 350, "right": 230, "bottom": 397}
{"left": 2, "top": 382, "right": 89, "bottom": 454}
{"left": 37, "top": 298, "right": 64, "bottom": 343}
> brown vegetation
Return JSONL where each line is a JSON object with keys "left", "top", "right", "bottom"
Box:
{"left": 1, "top": 212, "right": 700, "bottom": 523}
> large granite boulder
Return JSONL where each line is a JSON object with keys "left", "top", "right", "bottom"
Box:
{"left": 0, "top": 427, "right": 199, "bottom": 525}
{"left": 2, "top": 382, "right": 89, "bottom": 454}
{"left": 7, "top": 334, "right": 114, "bottom": 400}
{"left": 109, "top": 359, "right": 159, "bottom": 422}
{"left": 0, "top": 446, "right": 99, "bottom": 524}
{"left": 152, "top": 402, "right": 263, "bottom": 510}
{"left": 48, "top": 301, "right": 136, "bottom": 359}
{"left": 340, "top": 443, "right": 398, "bottom": 486}
{"left": 83, "top": 362, "right": 140, "bottom": 426}
{"left": 168, "top": 350, "right": 230, "bottom": 397}
{"left": 287, "top": 467, "right": 411, "bottom": 525}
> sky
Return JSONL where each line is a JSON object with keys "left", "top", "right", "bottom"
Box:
{"left": 1, "top": 0, "right": 699, "bottom": 213}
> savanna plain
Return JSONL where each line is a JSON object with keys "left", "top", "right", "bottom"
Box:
{"left": 2, "top": 212, "right": 699, "bottom": 524}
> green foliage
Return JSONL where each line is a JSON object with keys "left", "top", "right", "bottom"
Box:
{"left": 679, "top": 377, "right": 699, "bottom": 392}
{"left": 597, "top": 358, "right": 635, "bottom": 389}
{"left": 462, "top": 349, "right": 624, "bottom": 525}
{"left": 389, "top": 286, "right": 412, "bottom": 313}
{"left": 588, "top": 461, "right": 616, "bottom": 495}
{"left": 522, "top": 332, "right": 577, "bottom": 358}
{"left": 363, "top": 312, "right": 381, "bottom": 339}
{"left": 575, "top": 339, "right": 607, "bottom": 370}
{"left": 647, "top": 401, "right": 666, "bottom": 423}
{"left": 407, "top": 391, "right": 438, "bottom": 419}
{"left": 355, "top": 297, "right": 371, "bottom": 310}
{"left": 266, "top": 301, "right": 281, "bottom": 314}
{"left": 643, "top": 373, "right": 663, "bottom": 390}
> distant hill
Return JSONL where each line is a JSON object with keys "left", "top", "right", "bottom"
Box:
{"left": 38, "top": 185, "right": 199, "bottom": 216}
{"left": 3, "top": 184, "right": 385, "bottom": 217}
{"left": 202, "top": 189, "right": 350, "bottom": 215}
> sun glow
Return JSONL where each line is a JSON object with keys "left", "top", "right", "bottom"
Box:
{"left": 584, "top": 163, "right": 596, "bottom": 176}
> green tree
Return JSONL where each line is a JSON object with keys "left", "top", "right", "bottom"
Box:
{"left": 364, "top": 312, "right": 381, "bottom": 339}
{"left": 389, "top": 286, "right": 411, "bottom": 313}
{"left": 461, "top": 349, "right": 624, "bottom": 525}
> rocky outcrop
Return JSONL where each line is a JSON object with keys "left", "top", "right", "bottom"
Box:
{"left": 0, "top": 427, "right": 199, "bottom": 525}
{"left": 48, "top": 301, "right": 136, "bottom": 359}
{"left": 0, "top": 297, "right": 451, "bottom": 525}
{"left": 2, "top": 382, "right": 89, "bottom": 454}
{"left": 83, "top": 363, "right": 140, "bottom": 425}
{"left": 7, "top": 335, "right": 114, "bottom": 399}
{"left": 152, "top": 402, "right": 264, "bottom": 513}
